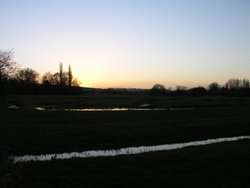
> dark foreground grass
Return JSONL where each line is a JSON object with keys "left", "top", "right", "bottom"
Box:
{"left": 4, "top": 95, "right": 250, "bottom": 109}
{"left": 1, "top": 95, "right": 250, "bottom": 187}
{"left": 15, "top": 140, "right": 250, "bottom": 188}
{"left": 1, "top": 106, "right": 250, "bottom": 155}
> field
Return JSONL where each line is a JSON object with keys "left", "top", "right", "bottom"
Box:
{"left": 1, "top": 95, "right": 250, "bottom": 187}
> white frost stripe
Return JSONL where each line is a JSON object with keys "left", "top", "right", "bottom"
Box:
{"left": 12, "top": 136, "right": 250, "bottom": 163}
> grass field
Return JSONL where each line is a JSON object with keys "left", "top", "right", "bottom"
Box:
{"left": 1, "top": 95, "right": 250, "bottom": 187}
{"left": 16, "top": 140, "right": 250, "bottom": 188}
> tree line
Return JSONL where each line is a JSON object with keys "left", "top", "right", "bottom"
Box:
{"left": 1, "top": 49, "right": 250, "bottom": 96}
{"left": 42, "top": 63, "right": 80, "bottom": 87}
{"left": 151, "top": 78, "right": 250, "bottom": 96}
{"left": 0, "top": 49, "right": 80, "bottom": 86}
{"left": 0, "top": 49, "right": 82, "bottom": 95}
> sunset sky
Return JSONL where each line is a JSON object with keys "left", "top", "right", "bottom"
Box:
{"left": 1, "top": 0, "right": 250, "bottom": 88}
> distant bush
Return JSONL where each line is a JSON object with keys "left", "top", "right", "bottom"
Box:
{"left": 208, "top": 82, "right": 220, "bottom": 95}
{"left": 151, "top": 84, "right": 166, "bottom": 95}
{"left": 188, "top": 86, "right": 207, "bottom": 96}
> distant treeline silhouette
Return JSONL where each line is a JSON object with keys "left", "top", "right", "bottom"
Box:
{"left": 0, "top": 49, "right": 250, "bottom": 96}
{"left": 150, "top": 81, "right": 250, "bottom": 97}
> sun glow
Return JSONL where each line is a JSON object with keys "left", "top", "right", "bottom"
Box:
{"left": 1, "top": 1, "right": 250, "bottom": 88}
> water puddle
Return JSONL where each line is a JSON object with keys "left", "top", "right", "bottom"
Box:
{"left": 8, "top": 105, "right": 20, "bottom": 110}
{"left": 13, "top": 135, "right": 250, "bottom": 163}
{"left": 34, "top": 107, "right": 195, "bottom": 112}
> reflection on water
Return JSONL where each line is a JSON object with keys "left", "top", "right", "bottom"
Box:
{"left": 34, "top": 107, "right": 195, "bottom": 112}
{"left": 13, "top": 135, "right": 250, "bottom": 163}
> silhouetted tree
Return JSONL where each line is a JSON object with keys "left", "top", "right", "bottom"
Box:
{"left": 224, "top": 78, "right": 250, "bottom": 89}
{"left": 71, "top": 78, "right": 80, "bottom": 87}
{"left": 44, "top": 72, "right": 60, "bottom": 85}
{"left": 15, "top": 68, "right": 39, "bottom": 83}
{"left": 52, "top": 73, "right": 60, "bottom": 85}
{"left": 0, "top": 49, "right": 18, "bottom": 83}
{"left": 225, "top": 78, "right": 241, "bottom": 89}
{"left": 174, "top": 85, "right": 187, "bottom": 96}
{"left": 176, "top": 85, "right": 187, "bottom": 91}
{"left": 42, "top": 72, "right": 53, "bottom": 85}
{"left": 0, "top": 50, "right": 82, "bottom": 95}
{"left": 242, "top": 78, "right": 250, "bottom": 88}
{"left": 59, "top": 62, "right": 63, "bottom": 85}
{"left": 188, "top": 86, "right": 207, "bottom": 96}
{"left": 208, "top": 82, "right": 220, "bottom": 94}
{"left": 151, "top": 84, "right": 166, "bottom": 95}
{"left": 42, "top": 71, "right": 70, "bottom": 86}
{"left": 62, "top": 72, "right": 69, "bottom": 85}
{"left": 68, "top": 64, "right": 72, "bottom": 86}
{"left": 58, "top": 62, "right": 70, "bottom": 86}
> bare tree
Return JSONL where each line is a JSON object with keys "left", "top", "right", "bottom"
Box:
{"left": 242, "top": 78, "right": 250, "bottom": 88}
{"left": 59, "top": 62, "right": 63, "bottom": 85}
{"left": 0, "top": 49, "right": 18, "bottom": 83}
{"left": 208, "top": 82, "right": 220, "bottom": 91}
{"left": 151, "top": 84, "right": 166, "bottom": 94}
{"left": 71, "top": 78, "right": 80, "bottom": 87}
{"left": 42, "top": 72, "right": 53, "bottom": 84}
{"left": 176, "top": 85, "right": 187, "bottom": 91}
{"left": 15, "top": 68, "right": 39, "bottom": 83}
{"left": 52, "top": 73, "right": 60, "bottom": 85}
{"left": 224, "top": 78, "right": 250, "bottom": 89}
{"left": 68, "top": 64, "right": 72, "bottom": 86}
{"left": 42, "top": 71, "right": 69, "bottom": 85}
{"left": 225, "top": 78, "right": 241, "bottom": 89}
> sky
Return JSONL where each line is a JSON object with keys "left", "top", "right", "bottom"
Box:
{"left": 1, "top": 0, "right": 250, "bottom": 88}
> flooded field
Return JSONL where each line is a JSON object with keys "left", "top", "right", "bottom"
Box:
{"left": 2, "top": 95, "right": 250, "bottom": 187}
